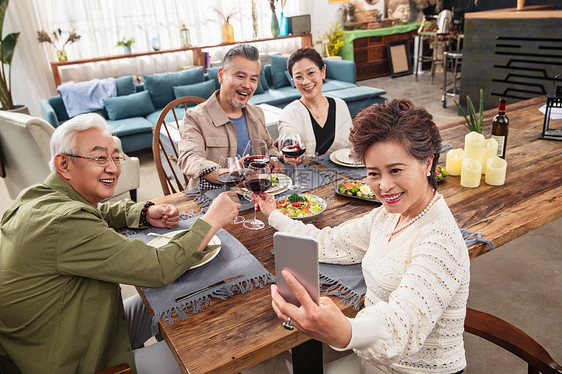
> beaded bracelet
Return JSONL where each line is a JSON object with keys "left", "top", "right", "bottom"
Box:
{"left": 140, "top": 201, "right": 155, "bottom": 226}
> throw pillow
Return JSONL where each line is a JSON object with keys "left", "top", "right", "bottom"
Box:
{"left": 284, "top": 71, "right": 296, "bottom": 88}
{"left": 270, "top": 55, "right": 290, "bottom": 88}
{"left": 103, "top": 91, "right": 155, "bottom": 121}
{"left": 115, "top": 75, "right": 136, "bottom": 96}
{"left": 144, "top": 66, "right": 205, "bottom": 108}
{"left": 173, "top": 79, "right": 216, "bottom": 100}
{"left": 254, "top": 69, "right": 270, "bottom": 95}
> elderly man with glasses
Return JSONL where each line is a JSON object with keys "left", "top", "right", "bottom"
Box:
{"left": 0, "top": 113, "right": 241, "bottom": 374}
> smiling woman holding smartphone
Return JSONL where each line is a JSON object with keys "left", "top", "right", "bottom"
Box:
{"left": 254, "top": 99, "right": 470, "bottom": 374}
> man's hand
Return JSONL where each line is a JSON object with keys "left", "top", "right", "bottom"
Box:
{"left": 146, "top": 204, "right": 180, "bottom": 229}
{"left": 202, "top": 191, "right": 241, "bottom": 229}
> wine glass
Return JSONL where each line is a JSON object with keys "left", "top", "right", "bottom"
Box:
{"left": 243, "top": 164, "right": 272, "bottom": 230}
{"left": 242, "top": 139, "right": 270, "bottom": 169}
{"left": 216, "top": 156, "right": 246, "bottom": 224}
{"left": 279, "top": 131, "right": 307, "bottom": 190}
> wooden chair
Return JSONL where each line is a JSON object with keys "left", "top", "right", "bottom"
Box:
{"left": 465, "top": 307, "right": 562, "bottom": 374}
{"left": 152, "top": 96, "right": 205, "bottom": 195}
{"left": 95, "top": 363, "right": 131, "bottom": 374}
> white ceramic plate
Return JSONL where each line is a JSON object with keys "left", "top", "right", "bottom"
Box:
{"left": 233, "top": 173, "right": 292, "bottom": 196}
{"left": 147, "top": 230, "right": 221, "bottom": 269}
{"left": 329, "top": 149, "right": 365, "bottom": 168}
{"left": 275, "top": 194, "right": 327, "bottom": 220}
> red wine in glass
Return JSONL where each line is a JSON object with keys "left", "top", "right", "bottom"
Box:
{"left": 281, "top": 144, "right": 306, "bottom": 158}
{"left": 243, "top": 155, "right": 270, "bottom": 168}
{"left": 244, "top": 177, "right": 272, "bottom": 193}
{"left": 217, "top": 170, "right": 246, "bottom": 187}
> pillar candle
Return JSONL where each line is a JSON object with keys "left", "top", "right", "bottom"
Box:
{"left": 464, "top": 131, "right": 485, "bottom": 167}
{"left": 485, "top": 156, "right": 507, "bottom": 186}
{"left": 460, "top": 158, "right": 481, "bottom": 188}
{"left": 445, "top": 148, "right": 465, "bottom": 176}
{"left": 481, "top": 138, "right": 499, "bottom": 174}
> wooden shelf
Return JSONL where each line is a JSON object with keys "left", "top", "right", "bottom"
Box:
{"left": 50, "top": 34, "right": 313, "bottom": 87}
{"left": 353, "top": 29, "right": 417, "bottom": 80}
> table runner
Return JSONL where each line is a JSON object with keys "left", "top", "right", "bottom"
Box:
{"left": 125, "top": 216, "right": 275, "bottom": 335}
{"left": 184, "top": 163, "right": 338, "bottom": 212}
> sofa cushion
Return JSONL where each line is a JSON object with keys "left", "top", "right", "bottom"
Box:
{"left": 173, "top": 79, "right": 215, "bottom": 100}
{"left": 106, "top": 116, "right": 154, "bottom": 137}
{"left": 144, "top": 107, "right": 188, "bottom": 126}
{"left": 284, "top": 71, "right": 296, "bottom": 88}
{"left": 321, "top": 79, "right": 357, "bottom": 92}
{"left": 115, "top": 75, "right": 136, "bottom": 96}
{"left": 270, "top": 55, "right": 290, "bottom": 88}
{"left": 103, "top": 91, "right": 155, "bottom": 121}
{"left": 47, "top": 96, "right": 70, "bottom": 122}
{"left": 144, "top": 67, "right": 205, "bottom": 108}
{"left": 324, "top": 86, "right": 386, "bottom": 101}
{"left": 248, "top": 86, "right": 301, "bottom": 106}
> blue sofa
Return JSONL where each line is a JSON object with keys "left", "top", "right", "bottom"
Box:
{"left": 40, "top": 57, "right": 386, "bottom": 153}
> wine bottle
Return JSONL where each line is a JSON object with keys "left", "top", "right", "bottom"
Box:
{"left": 491, "top": 97, "right": 509, "bottom": 159}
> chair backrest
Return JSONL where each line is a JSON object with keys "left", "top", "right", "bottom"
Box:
{"left": 0, "top": 111, "right": 54, "bottom": 199}
{"left": 153, "top": 96, "right": 205, "bottom": 195}
{"left": 465, "top": 307, "right": 562, "bottom": 374}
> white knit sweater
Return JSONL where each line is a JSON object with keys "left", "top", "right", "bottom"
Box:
{"left": 269, "top": 195, "right": 470, "bottom": 374}
{"left": 277, "top": 98, "right": 352, "bottom": 157}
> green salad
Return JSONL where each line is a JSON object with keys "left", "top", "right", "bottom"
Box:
{"left": 276, "top": 193, "right": 325, "bottom": 218}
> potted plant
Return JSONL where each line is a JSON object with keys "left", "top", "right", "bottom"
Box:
{"left": 0, "top": 0, "right": 22, "bottom": 112}
{"left": 323, "top": 23, "right": 347, "bottom": 58}
{"left": 116, "top": 37, "right": 135, "bottom": 54}
{"left": 454, "top": 89, "right": 484, "bottom": 133}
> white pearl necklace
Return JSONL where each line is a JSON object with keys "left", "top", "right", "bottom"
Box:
{"left": 383, "top": 191, "right": 440, "bottom": 237}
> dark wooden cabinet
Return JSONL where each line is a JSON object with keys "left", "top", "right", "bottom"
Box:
{"left": 353, "top": 29, "right": 417, "bottom": 80}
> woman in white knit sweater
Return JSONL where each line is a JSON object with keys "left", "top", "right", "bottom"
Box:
{"left": 255, "top": 99, "right": 469, "bottom": 374}
{"left": 278, "top": 48, "right": 352, "bottom": 158}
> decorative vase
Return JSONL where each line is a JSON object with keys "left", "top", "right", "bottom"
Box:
{"left": 122, "top": 45, "right": 132, "bottom": 55}
{"left": 279, "top": 12, "right": 289, "bottom": 37}
{"left": 151, "top": 37, "right": 161, "bottom": 51}
{"left": 56, "top": 50, "right": 67, "bottom": 62}
{"left": 271, "top": 12, "right": 279, "bottom": 38}
{"left": 222, "top": 21, "right": 234, "bottom": 43}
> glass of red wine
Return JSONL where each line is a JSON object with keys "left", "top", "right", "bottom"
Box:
{"left": 242, "top": 139, "right": 270, "bottom": 169}
{"left": 216, "top": 156, "right": 246, "bottom": 224}
{"left": 279, "top": 131, "right": 307, "bottom": 190}
{"left": 242, "top": 163, "right": 272, "bottom": 230}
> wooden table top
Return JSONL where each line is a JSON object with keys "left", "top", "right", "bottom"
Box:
{"left": 144, "top": 96, "right": 561, "bottom": 374}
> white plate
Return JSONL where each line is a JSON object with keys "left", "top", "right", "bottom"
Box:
{"left": 329, "top": 149, "right": 365, "bottom": 168}
{"left": 276, "top": 194, "right": 327, "bottom": 220}
{"left": 147, "top": 230, "right": 221, "bottom": 269}
{"left": 233, "top": 173, "right": 292, "bottom": 196}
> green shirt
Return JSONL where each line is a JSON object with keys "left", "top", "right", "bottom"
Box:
{"left": 0, "top": 174, "right": 211, "bottom": 374}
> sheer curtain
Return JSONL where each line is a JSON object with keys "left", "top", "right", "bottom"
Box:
{"left": 10, "top": 0, "right": 302, "bottom": 115}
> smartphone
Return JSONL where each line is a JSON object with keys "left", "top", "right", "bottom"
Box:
{"left": 273, "top": 232, "right": 320, "bottom": 306}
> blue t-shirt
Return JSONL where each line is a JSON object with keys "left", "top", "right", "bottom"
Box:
{"left": 229, "top": 113, "right": 250, "bottom": 157}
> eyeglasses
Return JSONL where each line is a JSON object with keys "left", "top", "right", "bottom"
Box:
{"left": 292, "top": 69, "right": 321, "bottom": 84}
{"left": 64, "top": 154, "right": 125, "bottom": 167}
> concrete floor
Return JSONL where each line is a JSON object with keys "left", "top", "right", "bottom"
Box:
{"left": 1, "top": 71, "right": 560, "bottom": 373}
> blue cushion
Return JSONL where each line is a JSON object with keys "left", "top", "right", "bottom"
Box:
{"left": 103, "top": 91, "right": 155, "bottom": 121}
{"left": 254, "top": 69, "right": 271, "bottom": 95}
{"left": 173, "top": 79, "right": 215, "bottom": 100}
{"left": 106, "top": 116, "right": 154, "bottom": 137}
{"left": 284, "top": 71, "right": 296, "bottom": 88}
{"left": 249, "top": 86, "right": 301, "bottom": 106}
{"left": 270, "top": 55, "right": 290, "bottom": 88}
{"left": 144, "top": 67, "right": 205, "bottom": 108}
{"left": 321, "top": 79, "right": 357, "bottom": 92}
{"left": 115, "top": 76, "right": 136, "bottom": 96}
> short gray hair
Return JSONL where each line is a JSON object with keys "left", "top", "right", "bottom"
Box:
{"left": 222, "top": 43, "right": 260, "bottom": 71}
{"left": 49, "top": 113, "right": 113, "bottom": 173}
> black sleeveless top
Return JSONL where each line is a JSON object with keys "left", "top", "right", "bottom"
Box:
{"left": 303, "top": 97, "right": 336, "bottom": 155}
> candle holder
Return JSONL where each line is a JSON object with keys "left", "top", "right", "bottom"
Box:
{"left": 540, "top": 73, "right": 562, "bottom": 141}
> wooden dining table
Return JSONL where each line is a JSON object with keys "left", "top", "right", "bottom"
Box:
{"left": 140, "top": 96, "right": 562, "bottom": 374}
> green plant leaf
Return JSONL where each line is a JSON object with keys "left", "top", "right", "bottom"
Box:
{"left": 467, "top": 96, "right": 478, "bottom": 133}
{"left": 1, "top": 32, "right": 19, "bottom": 65}
{"left": 478, "top": 88, "right": 484, "bottom": 133}
{"left": 453, "top": 98, "right": 472, "bottom": 132}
